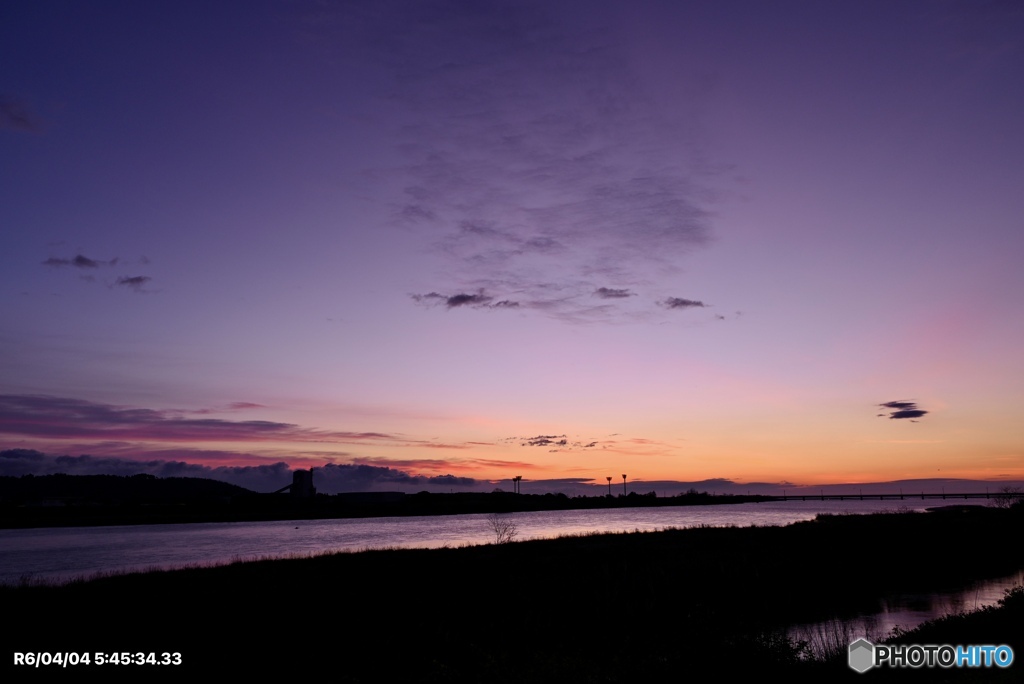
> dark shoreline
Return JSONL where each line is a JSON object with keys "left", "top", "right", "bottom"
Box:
{"left": 0, "top": 476, "right": 773, "bottom": 528}
{"left": 3, "top": 506, "right": 1022, "bottom": 681}
{"left": 4, "top": 473, "right": 1015, "bottom": 530}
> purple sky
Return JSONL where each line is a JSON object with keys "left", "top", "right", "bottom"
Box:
{"left": 3, "top": 1, "right": 1023, "bottom": 493}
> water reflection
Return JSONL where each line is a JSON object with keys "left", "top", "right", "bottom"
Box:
{"left": 0, "top": 499, "right": 930, "bottom": 584}
{"left": 4, "top": 500, "right": 1020, "bottom": 650}
{"left": 790, "top": 569, "right": 1024, "bottom": 658}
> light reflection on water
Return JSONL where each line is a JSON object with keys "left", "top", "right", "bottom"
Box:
{"left": 789, "top": 568, "right": 1024, "bottom": 658}
{"left": 0, "top": 499, "right": 933, "bottom": 584}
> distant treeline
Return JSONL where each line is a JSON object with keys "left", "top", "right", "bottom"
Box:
{"left": 0, "top": 473, "right": 766, "bottom": 528}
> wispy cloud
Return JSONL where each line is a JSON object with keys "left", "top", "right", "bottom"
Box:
{"left": 314, "top": 1, "right": 719, "bottom": 323}
{"left": 659, "top": 297, "right": 707, "bottom": 310}
{"left": 228, "top": 402, "right": 265, "bottom": 410}
{"left": 0, "top": 394, "right": 399, "bottom": 444}
{"left": 594, "top": 287, "right": 635, "bottom": 299}
{"left": 0, "top": 449, "right": 482, "bottom": 494}
{"left": 42, "top": 255, "right": 154, "bottom": 291}
{"left": 411, "top": 289, "right": 520, "bottom": 310}
{"left": 43, "top": 254, "right": 106, "bottom": 268}
{"left": 115, "top": 275, "right": 152, "bottom": 291}
{"left": 503, "top": 434, "right": 601, "bottom": 452}
{"left": 353, "top": 456, "right": 537, "bottom": 473}
{"left": 190, "top": 402, "right": 266, "bottom": 415}
{"left": 522, "top": 435, "right": 567, "bottom": 447}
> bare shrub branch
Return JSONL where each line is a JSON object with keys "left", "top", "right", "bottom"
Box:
{"left": 486, "top": 514, "right": 519, "bottom": 544}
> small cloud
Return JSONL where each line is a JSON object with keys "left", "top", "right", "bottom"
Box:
{"left": 521, "top": 434, "right": 567, "bottom": 447}
{"left": 446, "top": 292, "right": 493, "bottom": 308}
{"left": 43, "top": 254, "right": 105, "bottom": 269}
{"left": 74, "top": 255, "right": 101, "bottom": 268}
{"left": 116, "top": 276, "right": 152, "bottom": 291}
{"left": 878, "top": 400, "right": 929, "bottom": 420}
{"left": 510, "top": 434, "right": 599, "bottom": 450}
{"left": 891, "top": 410, "right": 927, "bottom": 420}
{"left": 412, "top": 289, "right": 518, "bottom": 310}
{"left": 880, "top": 401, "right": 916, "bottom": 411}
{"left": 660, "top": 297, "right": 706, "bottom": 310}
{"left": 593, "top": 287, "right": 635, "bottom": 299}
{"left": 411, "top": 292, "right": 447, "bottom": 304}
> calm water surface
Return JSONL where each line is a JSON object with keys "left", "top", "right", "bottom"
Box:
{"left": 0, "top": 499, "right": 937, "bottom": 584}
{"left": 789, "top": 568, "right": 1024, "bottom": 656}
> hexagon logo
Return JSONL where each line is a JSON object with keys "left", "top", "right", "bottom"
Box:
{"left": 849, "top": 638, "right": 875, "bottom": 673}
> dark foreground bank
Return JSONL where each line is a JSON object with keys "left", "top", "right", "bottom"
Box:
{"left": 3, "top": 506, "right": 1022, "bottom": 682}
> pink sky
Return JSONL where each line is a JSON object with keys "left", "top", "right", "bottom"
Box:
{"left": 2, "top": 1, "right": 1023, "bottom": 493}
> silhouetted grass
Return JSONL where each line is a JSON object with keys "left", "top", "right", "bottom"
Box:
{"left": 2, "top": 507, "right": 1021, "bottom": 682}
{"left": 801, "top": 586, "right": 1023, "bottom": 683}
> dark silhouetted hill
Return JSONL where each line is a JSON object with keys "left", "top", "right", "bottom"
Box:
{"left": 0, "top": 473, "right": 252, "bottom": 501}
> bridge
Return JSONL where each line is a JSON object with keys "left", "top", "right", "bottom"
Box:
{"left": 767, "top": 490, "right": 1020, "bottom": 502}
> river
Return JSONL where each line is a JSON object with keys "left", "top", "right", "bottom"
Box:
{"left": 2, "top": 498, "right": 1020, "bottom": 643}
{"left": 1, "top": 498, "right": 925, "bottom": 584}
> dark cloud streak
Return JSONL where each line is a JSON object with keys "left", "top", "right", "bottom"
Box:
{"left": 446, "top": 292, "right": 493, "bottom": 308}
{"left": 115, "top": 275, "right": 152, "bottom": 291}
{"left": 412, "top": 289, "right": 520, "bottom": 310}
{"left": 878, "top": 400, "right": 929, "bottom": 420}
{"left": 660, "top": 297, "right": 707, "bottom": 310}
{"left": 0, "top": 395, "right": 398, "bottom": 444}
{"left": 594, "top": 287, "right": 634, "bottom": 299}
{"left": 43, "top": 254, "right": 105, "bottom": 268}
